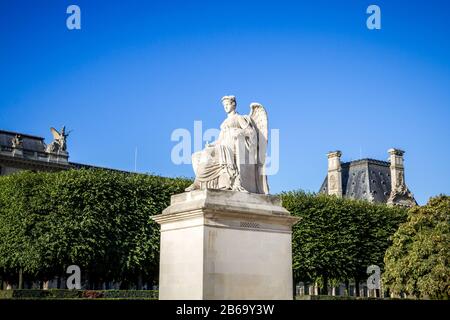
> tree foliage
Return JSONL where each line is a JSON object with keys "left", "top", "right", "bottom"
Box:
{"left": 0, "top": 169, "right": 190, "bottom": 288}
{"left": 282, "top": 191, "right": 407, "bottom": 290}
{"left": 383, "top": 195, "right": 450, "bottom": 299}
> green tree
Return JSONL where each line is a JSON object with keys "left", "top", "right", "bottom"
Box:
{"left": 383, "top": 195, "right": 450, "bottom": 299}
{"left": 282, "top": 191, "right": 406, "bottom": 294}
{"left": 0, "top": 171, "right": 52, "bottom": 288}
{"left": 0, "top": 169, "right": 191, "bottom": 289}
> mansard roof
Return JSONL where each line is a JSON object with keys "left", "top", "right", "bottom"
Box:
{"left": 319, "top": 158, "right": 393, "bottom": 203}
{"left": 0, "top": 129, "right": 46, "bottom": 153}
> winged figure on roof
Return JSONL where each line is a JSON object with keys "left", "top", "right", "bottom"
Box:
{"left": 46, "top": 126, "right": 69, "bottom": 153}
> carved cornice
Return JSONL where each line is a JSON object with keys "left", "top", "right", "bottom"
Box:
{"left": 0, "top": 153, "right": 71, "bottom": 172}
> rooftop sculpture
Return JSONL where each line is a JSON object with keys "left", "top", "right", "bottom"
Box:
{"left": 46, "top": 126, "right": 69, "bottom": 153}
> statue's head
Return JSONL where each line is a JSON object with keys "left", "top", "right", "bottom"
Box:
{"left": 221, "top": 95, "right": 236, "bottom": 113}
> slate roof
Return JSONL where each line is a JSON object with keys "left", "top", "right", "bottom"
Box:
{"left": 319, "top": 158, "right": 393, "bottom": 203}
{"left": 0, "top": 130, "right": 46, "bottom": 153}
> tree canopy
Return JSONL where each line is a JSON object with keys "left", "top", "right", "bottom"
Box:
{"left": 0, "top": 169, "right": 190, "bottom": 288}
{"left": 4, "top": 169, "right": 444, "bottom": 298}
{"left": 282, "top": 191, "right": 407, "bottom": 292}
{"left": 383, "top": 195, "right": 449, "bottom": 299}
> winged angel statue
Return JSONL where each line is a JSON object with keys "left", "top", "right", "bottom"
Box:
{"left": 46, "top": 126, "right": 69, "bottom": 153}
{"left": 185, "top": 96, "right": 269, "bottom": 194}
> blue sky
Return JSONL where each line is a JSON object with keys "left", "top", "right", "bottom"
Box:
{"left": 1, "top": 0, "right": 449, "bottom": 204}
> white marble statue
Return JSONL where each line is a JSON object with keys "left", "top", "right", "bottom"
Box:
{"left": 185, "top": 96, "right": 269, "bottom": 194}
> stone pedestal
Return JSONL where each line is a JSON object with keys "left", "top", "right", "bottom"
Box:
{"left": 152, "top": 189, "right": 299, "bottom": 300}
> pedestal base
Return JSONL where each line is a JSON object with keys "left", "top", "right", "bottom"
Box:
{"left": 153, "top": 189, "right": 299, "bottom": 300}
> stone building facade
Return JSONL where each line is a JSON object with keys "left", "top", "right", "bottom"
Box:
{"left": 0, "top": 130, "right": 70, "bottom": 175}
{"left": 0, "top": 129, "right": 120, "bottom": 176}
{"left": 319, "top": 148, "right": 417, "bottom": 207}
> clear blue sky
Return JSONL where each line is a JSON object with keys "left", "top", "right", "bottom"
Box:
{"left": 1, "top": 0, "right": 449, "bottom": 204}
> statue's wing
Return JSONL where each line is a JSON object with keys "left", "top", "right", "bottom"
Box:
{"left": 50, "top": 127, "right": 61, "bottom": 140}
{"left": 249, "top": 103, "right": 269, "bottom": 194}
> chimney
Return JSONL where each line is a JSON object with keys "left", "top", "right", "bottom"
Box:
{"left": 327, "top": 151, "right": 342, "bottom": 197}
{"left": 388, "top": 148, "right": 406, "bottom": 193}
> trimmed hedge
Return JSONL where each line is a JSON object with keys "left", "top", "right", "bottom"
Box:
{"left": 0, "top": 290, "right": 13, "bottom": 299}
{"left": 283, "top": 191, "right": 408, "bottom": 291}
{"left": 0, "top": 290, "right": 158, "bottom": 300}
{"left": 102, "top": 289, "right": 158, "bottom": 299}
{"left": 295, "top": 295, "right": 384, "bottom": 300}
{"left": 0, "top": 169, "right": 191, "bottom": 288}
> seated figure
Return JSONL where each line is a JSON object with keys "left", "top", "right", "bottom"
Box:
{"left": 185, "top": 96, "right": 269, "bottom": 194}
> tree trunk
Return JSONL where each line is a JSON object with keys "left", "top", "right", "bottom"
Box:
{"left": 18, "top": 269, "right": 23, "bottom": 290}
{"left": 355, "top": 280, "right": 360, "bottom": 297}
{"left": 137, "top": 273, "right": 143, "bottom": 290}
{"left": 323, "top": 275, "right": 329, "bottom": 295}
{"left": 292, "top": 277, "right": 297, "bottom": 299}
